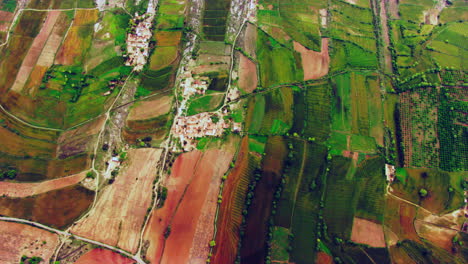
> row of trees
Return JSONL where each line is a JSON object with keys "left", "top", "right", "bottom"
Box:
{"left": 0, "top": 168, "right": 17, "bottom": 180}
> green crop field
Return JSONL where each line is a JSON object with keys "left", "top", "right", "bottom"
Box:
{"left": 256, "top": 29, "right": 303, "bottom": 87}
{"left": 323, "top": 156, "right": 356, "bottom": 239}
{"left": 301, "top": 82, "right": 331, "bottom": 143}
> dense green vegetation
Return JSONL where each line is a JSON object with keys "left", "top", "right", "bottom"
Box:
{"left": 0, "top": 0, "right": 16, "bottom": 12}
{"left": 203, "top": 0, "right": 231, "bottom": 41}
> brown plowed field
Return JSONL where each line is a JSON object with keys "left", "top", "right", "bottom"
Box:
{"left": 238, "top": 54, "right": 257, "bottom": 93}
{"left": 293, "top": 38, "right": 329, "bottom": 81}
{"left": 74, "top": 248, "right": 134, "bottom": 264}
{"left": 0, "top": 185, "right": 94, "bottom": 228}
{"left": 160, "top": 148, "right": 235, "bottom": 264}
{"left": 10, "top": 11, "right": 60, "bottom": 92}
{"left": 0, "top": 11, "right": 14, "bottom": 22}
{"left": 414, "top": 219, "right": 456, "bottom": 251}
{"left": 350, "top": 217, "right": 386, "bottom": 247}
{"left": 143, "top": 150, "right": 203, "bottom": 263}
{"left": 127, "top": 96, "right": 172, "bottom": 121}
{"left": 0, "top": 171, "right": 86, "bottom": 197}
{"left": 72, "top": 148, "right": 162, "bottom": 253}
{"left": 243, "top": 23, "right": 257, "bottom": 58}
{"left": 212, "top": 137, "right": 250, "bottom": 264}
{"left": 0, "top": 221, "right": 59, "bottom": 263}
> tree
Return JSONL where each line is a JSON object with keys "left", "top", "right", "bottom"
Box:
{"left": 419, "top": 188, "right": 428, "bottom": 198}
{"left": 209, "top": 240, "right": 216, "bottom": 247}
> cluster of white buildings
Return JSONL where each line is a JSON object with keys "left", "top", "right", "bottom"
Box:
{"left": 172, "top": 113, "right": 228, "bottom": 151}
{"left": 125, "top": 13, "right": 153, "bottom": 71}
{"left": 180, "top": 76, "right": 209, "bottom": 97}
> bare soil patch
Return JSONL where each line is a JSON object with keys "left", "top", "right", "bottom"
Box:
{"left": 351, "top": 217, "right": 386, "bottom": 247}
{"left": 316, "top": 251, "right": 334, "bottom": 264}
{"left": 0, "top": 221, "right": 59, "bottom": 263}
{"left": 238, "top": 54, "right": 257, "bottom": 93}
{"left": 294, "top": 38, "right": 329, "bottom": 81}
{"left": 0, "top": 11, "right": 14, "bottom": 22}
{"left": 414, "top": 219, "right": 456, "bottom": 251}
{"left": 10, "top": 11, "right": 60, "bottom": 92}
{"left": 128, "top": 96, "right": 172, "bottom": 121}
{"left": 72, "top": 148, "right": 162, "bottom": 253}
{"left": 143, "top": 150, "right": 203, "bottom": 263}
{"left": 243, "top": 23, "right": 257, "bottom": 58}
{"left": 160, "top": 149, "right": 235, "bottom": 264}
{"left": 0, "top": 171, "right": 85, "bottom": 197}
{"left": 74, "top": 248, "right": 134, "bottom": 264}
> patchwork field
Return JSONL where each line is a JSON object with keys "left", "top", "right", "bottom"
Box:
{"left": 0, "top": 221, "right": 59, "bottom": 264}
{"left": 72, "top": 148, "right": 162, "bottom": 253}
{"left": 0, "top": 171, "right": 85, "bottom": 197}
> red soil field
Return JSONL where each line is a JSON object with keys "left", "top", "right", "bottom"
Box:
{"left": 143, "top": 150, "right": 203, "bottom": 263}
{"left": 0, "top": 171, "right": 86, "bottom": 197}
{"left": 160, "top": 148, "right": 235, "bottom": 264}
{"left": 399, "top": 202, "right": 421, "bottom": 242}
{"left": 74, "top": 248, "right": 134, "bottom": 264}
{"left": 212, "top": 137, "right": 250, "bottom": 264}
{"left": 0, "top": 221, "right": 59, "bottom": 263}
{"left": 0, "top": 11, "right": 14, "bottom": 22}
{"left": 294, "top": 38, "right": 329, "bottom": 81}
{"left": 10, "top": 11, "right": 60, "bottom": 93}
{"left": 316, "top": 251, "right": 334, "bottom": 264}
{"left": 72, "top": 148, "right": 162, "bottom": 253}
{"left": 238, "top": 54, "right": 258, "bottom": 93}
{"left": 350, "top": 217, "right": 386, "bottom": 247}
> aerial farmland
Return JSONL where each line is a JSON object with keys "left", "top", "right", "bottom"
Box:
{"left": 0, "top": 0, "right": 466, "bottom": 263}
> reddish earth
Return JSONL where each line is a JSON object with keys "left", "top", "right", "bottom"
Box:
{"left": 10, "top": 11, "right": 60, "bottom": 92}
{"left": 0, "top": 11, "right": 14, "bottom": 22}
{"left": 0, "top": 171, "right": 86, "bottom": 197}
{"left": 74, "top": 248, "right": 134, "bottom": 264}
{"left": 399, "top": 202, "right": 421, "bottom": 241}
{"left": 294, "top": 38, "right": 329, "bottom": 81}
{"left": 388, "top": 0, "right": 400, "bottom": 19}
{"left": 212, "top": 137, "right": 250, "bottom": 264}
{"left": 0, "top": 221, "right": 59, "bottom": 263}
{"left": 238, "top": 54, "right": 258, "bottom": 93}
{"left": 143, "top": 150, "right": 203, "bottom": 263}
{"left": 72, "top": 148, "right": 162, "bottom": 253}
{"left": 351, "top": 217, "right": 386, "bottom": 247}
{"left": 316, "top": 251, "right": 334, "bottom": 264}
{"left": 160, "top": 148, "right": 235, "bottom": 264}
